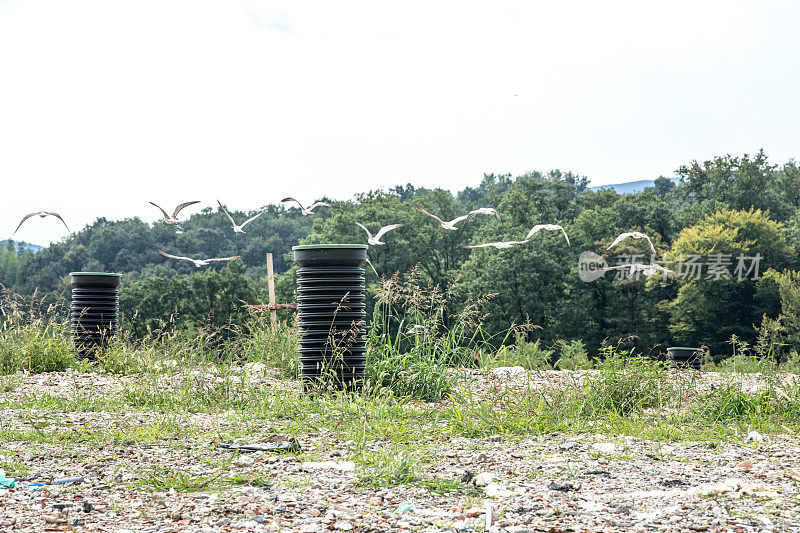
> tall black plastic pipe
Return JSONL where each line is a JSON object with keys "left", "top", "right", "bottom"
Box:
{"left": 292, "top": 245, "right": 367, "bottom": 391}
{"left": 70, "top": 272, "right": 121, "bottom": 359}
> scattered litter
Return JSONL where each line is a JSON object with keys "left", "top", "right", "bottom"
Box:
{"left": 690, "top": 478, "right": 774, "bottom": 498}
{"left": 591, "top": 442, "right": 617, "bottom": 454}
{"left": 659, "top": 445, "right": 676, "bottom": 455}
{"left": 300, "top": 461, "right": 355, "bottom": 472}
{"left": 485, "top": 482, "right": 513, "bottom": 498}
{"left": 547, "top": 482, "right": 580, "bottom": 492}
{"left": 660, "top": 479, "right": 690, "bottom": 488}
{"left": 745, "top": 431, "right": 764, "bottom": 444}
{"left": 474, "top": 452, "right": 489, "bottom": 463}
{"left": 54, "top": 477, "right": 84, "bottom": 485}
{"left": 43, "top": 514, "right": 67, "bottom": 525}
{"left": 26, "top": 483, "right": 45, "bottom": 490}
{"left": 492, "top": 366, "right": 526, "bottom": 377}
{"left": 559, "top": 441, "right": 579, "bottom": 451}
{"left": 243, "top": 361, "right": 268, "bottom": 374}
{"left": 473, "top": 472, "right": 496, "bottom": 486}
{"left": 393, "top": 501, "right": 415, "bottom": 514}
{"left": 629, "top": 478, "right": 776, "bottom": 499}
{"left": 585, "top": 470, "right": 612, "bottom": 477}
{"left": 0, "top": 470, "right": 15, "bottom": 489}
{"left": 218, "top": 435, "right": 301, "bottom": 453}
{"left": 51, "top": 503, "right": 75, "bottom": 510}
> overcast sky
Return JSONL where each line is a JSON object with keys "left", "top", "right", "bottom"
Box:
{"left": 2, "top": 1, "right": 799, "bottom": 245}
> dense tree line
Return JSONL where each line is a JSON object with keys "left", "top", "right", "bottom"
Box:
{"left": 2, "top": 150, "right": 800, "bottom": 360}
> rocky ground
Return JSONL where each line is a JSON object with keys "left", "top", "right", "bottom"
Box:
{"left": 1, "top": 369, "right": 799, "bottom": 532}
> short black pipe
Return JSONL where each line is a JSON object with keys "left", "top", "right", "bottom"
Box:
{"left": 665, "top": 346, "right": 702, "bottom": 370}
{"left": 70, "top": 272, "right": 121, "bottom": 359}
{"left": 293, "top": 245, "right": 368, "bottom": 391}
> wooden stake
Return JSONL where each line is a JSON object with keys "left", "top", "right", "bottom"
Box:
{"left": 266, "top": 252, "right": 277, "bottom": 332}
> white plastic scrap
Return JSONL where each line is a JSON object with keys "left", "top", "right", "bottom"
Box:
{"left": 628, "top": 477, "right": 776, "bottom": 499}
{"left": 300, "top": 460, "right": 356, "bottom": 472}
{"left": 485, "top": 482, "right": 514, "bottom": 498}
{"left": 491, "top": 366, "right": 526, "bottom": 377}
{"left": 473, "top": 472, "right": 496, "bottom": 486}
{"left": 744, "top": 431, "right": 764, "bottom": 444}
{"left": 590, "top": 442, "right": 617, "bottom": 454}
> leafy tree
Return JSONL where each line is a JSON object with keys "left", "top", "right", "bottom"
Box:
{"left": 668, "top": 208, "right": 793, "bottom": 357}
{"left": 653, "top": 176, "right": 676, "bottom": 198}
{"left": 676, "top": 150, "right": 792, "bottom": 221}
{"left": 754, "top": 269, "right": 800, "bottom": 360}
{"left": 119, "top": 260, "right": 262, "bottom": 338}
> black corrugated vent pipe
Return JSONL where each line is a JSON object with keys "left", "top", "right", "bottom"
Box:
{"left": 70, "top": 272, "right": 121, "bottom": 359}
{"left": 292, "top": 245, "right": 367, "bottom": 391}
{"left": 666, "top": 346, "right": 702, "bottom": 370}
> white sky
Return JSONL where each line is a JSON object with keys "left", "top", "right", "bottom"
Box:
{"left": 2, "top": 0, "right": 799, "bottom": 245}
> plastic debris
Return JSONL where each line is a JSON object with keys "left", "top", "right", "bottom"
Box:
{"left": 300, "top": 461, "right": 355, "bottom": 472}
{"left": 485, "top": 482, "right": 513, "bottom": 497}
{"left": 591, "top": 442, "right": 617, "bottom": 454}
{"left": 0, "top": 470, "right": 15, "bottom": 489}
{"left": 218, "top": 435, "right": 301, "bottom": 453}
{"left": 51, "top": 503, "right": 75, "bottom": 510}
{"left": 548, "top": 481, "right": 580, "bottom": 492}
{"left": 745, "top": 431, "right": 764, "bottom": 444}
{"left": 473, "top": 472, "right": 496, "bottom": 486}
{"left": 54, "top": 477, "right": 84, "bottom": 485}
{"left": 392, "top": 501, "right": 414, "bottom": 514}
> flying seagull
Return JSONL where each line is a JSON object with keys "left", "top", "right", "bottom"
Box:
{"left": 460, "top": 239, "right": 530, "bottom": 250}
{"left": 601, "top": 263, "right": 676, "bottom": 277}
{"left": 415, "top": 205, "right": 501, "bottom": 231}
{"left": 524, "top": 224, "right": 570, "bottom": 246}
{"left": 607, "top": 231, "right": 657, "bottom": 255}
{"left": 281, "top": 198, "right": 333, "bottom": 216}
{"left": 355, "top": 222, "right": 403, "bottom": 245}
{"left": 149, "top": 201, "right": 200, "bottom": 225}
{"left": 467, "top": 207, "right": 502, "bottom": 222}
{"left": 12, "top": 211, "right": 70, "bottom": 236}
{"left": 158, "top": 250, "right": 241, "bottom": 268}
{"left": 217, "top": 200, "right": 262, "bottom": 234}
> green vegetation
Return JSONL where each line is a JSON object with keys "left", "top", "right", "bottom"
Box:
{"left": 3, "top": 151, "right": 799, "bottom": 360}
{"left": 1, "top": 289, "right": 799, "bottom": 498}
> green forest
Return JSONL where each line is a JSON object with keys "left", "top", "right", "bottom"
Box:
{"left": 3, "top": 150, "right": 800, "bottom": 361}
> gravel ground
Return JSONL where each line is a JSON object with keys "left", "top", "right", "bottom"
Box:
{"left": 1, "top": 369, "right": 799, "bottom": 532}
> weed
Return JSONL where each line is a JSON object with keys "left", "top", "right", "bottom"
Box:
{"left": 581, "top": 345, "right": 672, "bottom": 415}
{"left": 555, "top": 339, "right": 592, "bottom": 370}
{"left": 138, "top": 466, "right": 222, "bottom": 492}
{"left": 486, "top": 336, "right": 554, "bottom": 370}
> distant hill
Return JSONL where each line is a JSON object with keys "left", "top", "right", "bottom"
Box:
{"left": 0, "top": 240, "right": 44, "bottom": 253}
{"left": 589, "top": 177, "right": 680, "bottom": 194}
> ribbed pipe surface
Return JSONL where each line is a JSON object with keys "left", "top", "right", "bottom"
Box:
{"left": 666, "top": 347, "right": 702, "bottom": 370}
{"left": 70, "top": 272, "right": 121, "bottom": 359}
{"left": 293, "top": 246, "right": 368, "bottom": 391}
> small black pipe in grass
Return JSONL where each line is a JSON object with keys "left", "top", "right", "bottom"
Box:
{"left": 70, "top": 272, "right": 121, "bottom": 360}
{"left": 666, "top": 346, "right": 703, "bottom": 370}
{"left": 292, "top": 244, "right": 367, "bottom": 392}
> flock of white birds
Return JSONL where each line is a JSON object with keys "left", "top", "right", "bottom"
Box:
{"left": 10, "top": 199, "right": 670, "bottom": 276}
